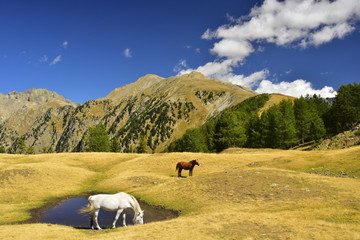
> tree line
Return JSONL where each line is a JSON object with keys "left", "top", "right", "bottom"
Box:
{"left": 166, "top": 82, "right": 359, "bottom": 152}
{"left": 1, "top": 83, "right": 358, "bottom": 154}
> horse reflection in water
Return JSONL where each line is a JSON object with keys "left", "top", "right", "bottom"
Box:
{"left": 176, "top": 159, "right": 200, "bottom": 177}
{"left": 79, "top": 192, "right": 144, "bottom": 230}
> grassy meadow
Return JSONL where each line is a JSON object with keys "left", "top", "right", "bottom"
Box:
{"left": 0, "top": 147, "right": 359, "bottom": 239}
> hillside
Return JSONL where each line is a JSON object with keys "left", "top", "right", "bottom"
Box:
{"left": 0, "top": 89, "right": 78, "bottom": 151}
{"left": 0, "top": 147, "right": 359, "bottom": 239}
{"left": 0, "top": 72, "right": 259, "bottom": 153}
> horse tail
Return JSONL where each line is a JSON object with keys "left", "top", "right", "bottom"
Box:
{"left": 176, "top": 162, "right": 179, "bottom": 171}
{"left": 78, "top": 196, "right": 96, "bottom": 214}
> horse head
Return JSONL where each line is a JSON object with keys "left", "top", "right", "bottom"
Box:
{"left": 134, "top": 210, "right": 145, "bottom": 225}
{"left": 192, "top": 159, "right": 200, "bottom": 166}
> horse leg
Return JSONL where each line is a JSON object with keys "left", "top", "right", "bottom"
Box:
{"left": 122, "top": 213, "right": 127, "bottom": 227}
{"left": 178, "top": 168, "right": 182, "bottom": 177}
{"left": 189, "top": 169, "right": 193, "bottom": 176}
{"left": 93, "top": 209, "right": 102, "bottom": 230}
{"left": 89, "top": 214, "right": 94, "bottom": 229}
{"left": 112, "top": 209, "right": 124, "bottom": 229}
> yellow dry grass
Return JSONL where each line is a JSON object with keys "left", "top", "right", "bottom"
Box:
{"left": 0, "top": 147, "right": 359, "bottom": 239}
{"left": 259, "top": 94, "right": 296, "bottom": 115}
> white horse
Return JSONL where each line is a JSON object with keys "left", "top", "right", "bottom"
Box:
{"left": 79, "top": 192, "right": 144, "bottom": 230}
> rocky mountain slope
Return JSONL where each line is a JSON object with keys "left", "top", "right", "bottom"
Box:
{"left": 0, "top": 72, "right": 258, "bottom": 153}
{"left": 0, "top": 88, "right": 76, "bottom": 124}
{"left": 0, "top": 89, "right": 78, "bottom": 152}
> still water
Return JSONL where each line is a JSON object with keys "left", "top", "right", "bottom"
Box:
{"left": 37, "top": 196, "right": 177, "bottom": 229}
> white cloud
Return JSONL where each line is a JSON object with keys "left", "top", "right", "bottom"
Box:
{"left": 62, "top": 41, "right": 69, "bottom": 48}
{"left": 49, "top": 55, "right": 62, "bottom": 65}
{"left": 173, "top": 59, "right": 189, "bottom": 72}
{"left": 308, "top": 23, "right": 355, "bottom": 47}
{"left": 176, "top": 0, "right": 360, "bottom": 98}
{"left": 209, "top": 0, "right": 360, "bottom": 60}
{"left": 211, "top": 39, "right": 254, "bottom": 61}
{"left": 226, "top": 69, "right": 270, "bottom": 88}
{"left": 202, "top": 28, "right": 216, "bottom": 40}
{"left": 123, "top": 48, "right": 132, "bottom": 58}
{"left": 39, "top": 55, "right": 48, "bottom": 63}
{"left": 255, "top": 79, "right": 337, "bottom": 98}
{"left": 179, "top": 59, "right": 234, "bottom": 77}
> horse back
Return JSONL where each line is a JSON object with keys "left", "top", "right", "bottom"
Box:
{"left": 89, "top": 192, "right": 133, "bottom": 211}
{"left": 177, "top": 161, "right": 192, "bottom": 170}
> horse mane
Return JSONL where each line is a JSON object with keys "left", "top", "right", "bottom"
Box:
{"left": 129, "top": 194, "right": 142, "bottom": 213}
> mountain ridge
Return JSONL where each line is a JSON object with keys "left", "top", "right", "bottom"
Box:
{"left": 0, "top": 72, "right": 284, "bottom": 153}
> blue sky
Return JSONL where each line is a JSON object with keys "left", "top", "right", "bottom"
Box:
{"left": 1, "top": 0, "right": 360, "bottom": 103}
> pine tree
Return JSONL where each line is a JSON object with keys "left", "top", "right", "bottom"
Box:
{"left": 260, "top": 100, "right": 297, "bottom": 149}
{"left": 278, "top": 100, "right": 298, "bottom": 148}
{"left": 136, "top": 136, "right": 147, "bottom": 153}
{"left": 326, "top": 83, "right": 360, "bottom": 133}
{"left": 110, "top": 138, "right": 120, "bottom": 152}
{"left": 214, "top": 112, "right": 246, "bottom": 151}
{"left": 85, "top": 123, "right": 111, "bottom": 152}
{"left": 294, "top": 97, "right": 312, "bottom": 143}
{"left": 295, "top": 96, "right": 326, "bottom": 143}
{"left": 17, "top": 139, "right": 26, "bottom": 154}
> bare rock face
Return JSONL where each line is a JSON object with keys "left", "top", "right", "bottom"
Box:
{"left": 0, "top": 88, "right": 77, "bottom": 123}
{"left": 3, "top": 88, "right": 74, "bottom": 104}
{"left": 0, "top": 89, "right": 78, "bottom": 151}
{"left": 0, "top": 72, "right": 258, "bottom": 153}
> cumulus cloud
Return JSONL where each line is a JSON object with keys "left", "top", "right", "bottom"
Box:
{"left": 177, "top": 0, "right": 360, "bottom": 98}
{"left": 49, "top": 55, "right": 62, "bottom": 65}
{"left": 179, "top": 59, "right": 233, "bottom": 77}
{"left": 226, "top": 69, "right": 270, "bottom": 88}
{"left": 123, "top": 48, "right": 132, "bottom": 58}
{"left": 208, "top": 0, "right": 360, "bottom": 53}
{"left": 256, "top": 79, "right": 337, "bottom": 98}
{"left": 179, "top": 62, "right": 269, "bottom": 88}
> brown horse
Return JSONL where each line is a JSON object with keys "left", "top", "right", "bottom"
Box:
{"left": 176, "top": 160, "right": 200, "bottom": 177}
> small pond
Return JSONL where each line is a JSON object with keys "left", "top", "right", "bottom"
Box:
{"left": 26, "top": 196, "right": 178, "bottom": 229}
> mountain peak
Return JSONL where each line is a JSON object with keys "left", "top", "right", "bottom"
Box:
{"left": 2, "top": 88, "right": 75, "bottom": 105}
{"left": 181, "top": 71, "right": 207, "bottom": 79}
{"left": 135, "top": 74, "right": 164, "bottom": 86}
{"left": 138, "top": 73, "right": 164, "bottom": 81}
{"left": 105, "top": 74, "right": 164, "bottom": 100}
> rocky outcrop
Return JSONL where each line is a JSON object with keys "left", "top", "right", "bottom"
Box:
{"left": 315, "top": 124, "right": 360, "bottom": 150}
